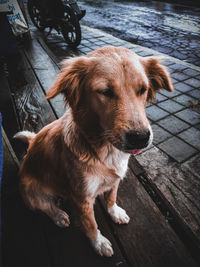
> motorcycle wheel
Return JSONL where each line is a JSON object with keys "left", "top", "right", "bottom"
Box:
{"left": 60, "top": 6, "right": 81, "bottom": 47}
{"left": 27, "top": 0, "right": 45, "bottom": 31}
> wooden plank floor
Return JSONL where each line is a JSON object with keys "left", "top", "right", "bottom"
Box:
{"left": 135, "top": 148, "right": 200, "bottom": 259}
{"left": 1, "top": 37, "right": 199, "bottom": 267}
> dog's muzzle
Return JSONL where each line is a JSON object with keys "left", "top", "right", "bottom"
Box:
{"left": 124, "top": 128, "right": 152, "bottom": 152}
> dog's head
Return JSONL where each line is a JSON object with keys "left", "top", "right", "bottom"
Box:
{"left": 46, "top": 46, "right": 173, "bottom": 154}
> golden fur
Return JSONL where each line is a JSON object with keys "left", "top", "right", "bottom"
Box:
{"left": 16, "top": 46, "right": 173, "bottom": 256}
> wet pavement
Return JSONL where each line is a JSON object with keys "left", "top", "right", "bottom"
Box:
{"left": 79, "top": 0, "right": 200, "bottom": 66}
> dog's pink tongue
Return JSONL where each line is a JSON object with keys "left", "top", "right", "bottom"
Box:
{"left": 129, "top": 149, "right": 142, "bottom": 155}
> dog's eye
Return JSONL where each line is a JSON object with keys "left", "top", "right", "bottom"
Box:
{"left": 97, "top": 88, "right": 115, "bottom": 98}
{"left": 138, "top": 86, "right": 147, "bottom": 95}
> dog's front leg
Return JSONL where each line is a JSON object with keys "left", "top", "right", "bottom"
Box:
{"left": 80, "top": 200, "right": 113, "bottom": 257}
{"left": 105, "top": 181, "right": 130, "bottom": 224}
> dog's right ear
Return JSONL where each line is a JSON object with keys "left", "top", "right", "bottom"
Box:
{"left": 46, "top": 56, "right": 93, "bottom": 107}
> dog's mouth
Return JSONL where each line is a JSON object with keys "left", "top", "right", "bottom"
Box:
{"left": 110, "top": 127, "right": 153, "bottom": 155}
{"left": 126, "top": 149, "right": 142, "bottom": 155}
{"left": 110, "top": 141, "right": 143, "bottom": 155}
{"left": 110, "top": 135, "right": 151, "bottom": 155}
{"left": 106, "top": 128, "right": 153, "bottom": 155}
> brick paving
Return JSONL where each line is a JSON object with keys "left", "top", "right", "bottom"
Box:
{"left": 43, "top": 26, "right": 200, "bottom": 163}
{"left": 158, "top": 136, "right": 197, "bottom": 163}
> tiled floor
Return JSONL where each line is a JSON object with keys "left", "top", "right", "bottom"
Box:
{"left": 158, "top": 137, "right": 197, "bottom": 163}
{"left": 157, "top": 116, "right": 190, "bottom": 134}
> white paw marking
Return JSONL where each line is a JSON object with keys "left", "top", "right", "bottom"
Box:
{"left": 54, "top": 210, "right": 70, "bottom": 228}
{"left": 108, "top": 203, "right": 130, "bottom": 224}
{"left": 92, "top": 230, "right": 113, "bottom": 257}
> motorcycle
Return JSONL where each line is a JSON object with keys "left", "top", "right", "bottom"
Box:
{"left": 27, "top": 0, "right": 85, "bottom": 47}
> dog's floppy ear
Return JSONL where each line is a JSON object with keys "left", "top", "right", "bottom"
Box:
{"left": 46, "top": 56, "right": 93, "bottom": 106}
{"left": 143, "top": 57, "right": 174, "bottom": 102}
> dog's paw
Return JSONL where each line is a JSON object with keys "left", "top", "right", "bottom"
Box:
{"left": 92, "top": 230, "right": 113, "bottom": 257}
{"left": 54, "top": 210, "right": 70, "bottom": 228}
{"left": 108, "top": 203, "right": 130, "bottom": 224}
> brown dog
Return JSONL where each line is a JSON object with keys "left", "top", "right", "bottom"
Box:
{"left": 15, "top": 46, "right": 173, "bottom": 257}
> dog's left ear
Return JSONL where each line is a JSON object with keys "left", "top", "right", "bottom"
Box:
{"left": 46, "top": 56, "right": 93, "bottom": 107}
{"left": 143, "top": 57, "right": 174, "bottom": 102}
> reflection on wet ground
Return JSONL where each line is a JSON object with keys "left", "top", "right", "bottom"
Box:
{"left": 79, "top": 0, "right": 200, "bottom": 66}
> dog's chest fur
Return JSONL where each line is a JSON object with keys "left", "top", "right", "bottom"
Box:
{"left": 85, "top": 148, "right": 130, "bottom": 197}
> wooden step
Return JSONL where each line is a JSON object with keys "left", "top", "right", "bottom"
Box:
{"left": 1, "top": 128, "right": 52, "bottom": 267}
{"left": 135, "top": 148, "right": 200, "bottom": 263}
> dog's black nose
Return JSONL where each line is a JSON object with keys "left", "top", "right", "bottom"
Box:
{"left": 124, "top": 130, "right": 150, "bottom": 149}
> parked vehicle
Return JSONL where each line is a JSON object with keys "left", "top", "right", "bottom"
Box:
{"left": 27, "top": 0, "right": 85, "bottom": 47}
